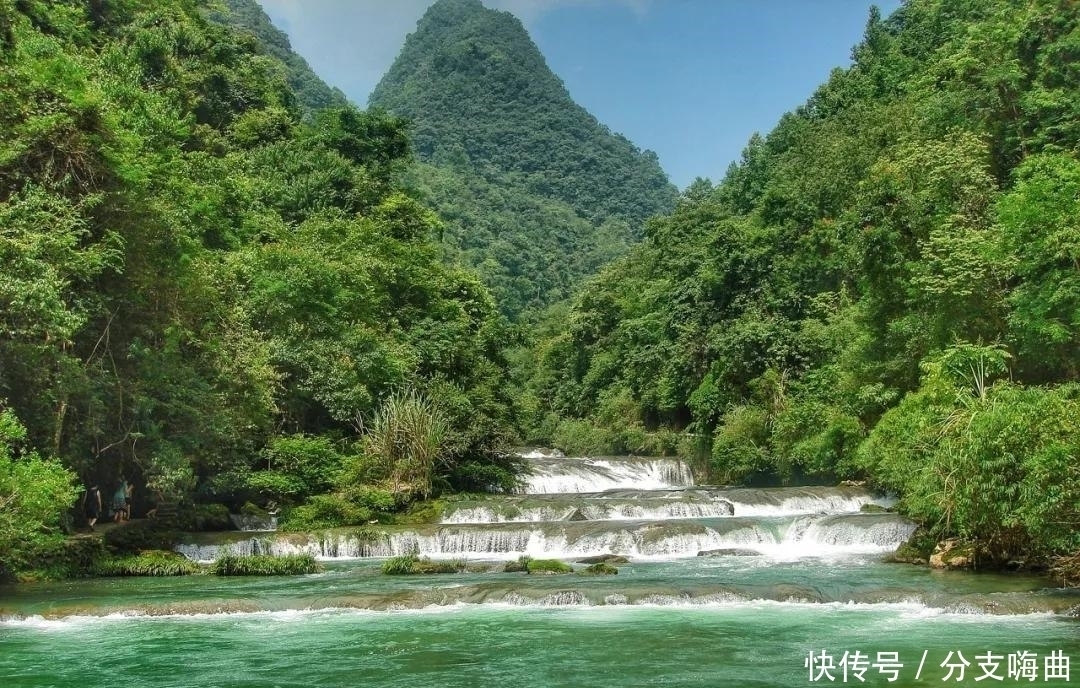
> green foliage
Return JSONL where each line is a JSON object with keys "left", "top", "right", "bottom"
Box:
{"left": 208, "top": 0, "right": 348, "bottom": 118}
{"left": 212, "top": 553, "right": 321, "bottom": 576}
{"left": 0, "top": 0, "right": 523, "bottom": 573}
{"left": 997, "top": 153, "right": 1080, "bottom": 381}
{"left": 256, "top": 434, "right": 344, "bottom": 500}
{"left": 0, "top": 408, "right": 78, "bottom": 577}
{"left": 279, "top": 493, "right": 373, "bottom": 532}
{"left": 93, "top": 550, "right": 202, "bottom": 577}
{"left": 859, "top": 360, "right": 1080, "bottom": 561}
{"left": 360, "top": 388, "right": 448, "bottom": 501}
{"left": 101, "top": 520, "right": 177, "bottom": 555}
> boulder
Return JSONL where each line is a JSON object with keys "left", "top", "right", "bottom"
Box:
{"left": 697, "top": 548, "right": 760, "bottom": 557}
{"left": 575, "top": 554, "right": 629, "bottom": 565}
{"left": 929, "top": 538, "right": 977, "bottom": 569}
{"left": 580, "top": 562, "right": 618, "bottom": 575}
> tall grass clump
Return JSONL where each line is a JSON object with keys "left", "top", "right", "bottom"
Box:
{"left": 93, "top": 550, "right": 203, "bottom": 577}
{"left": 364, "top": 388, "right": 449, "bottom": 500}
{"left": 381, "top": 553, "right": 467, "bottom": 574}
{"left": 212, "top": 554, "right": 321, "bottom": 576}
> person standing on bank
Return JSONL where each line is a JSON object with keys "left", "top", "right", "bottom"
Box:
{"left": 83, "top": 484, "right": 101, "bottom": 530}
{"left": 112, "top": 479, "right": 129, "bottom": 523}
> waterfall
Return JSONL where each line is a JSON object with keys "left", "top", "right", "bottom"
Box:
{"left": 520, "top": 456, "right": 695, "bottom": 494}
{"left": 175, "top": 454, "right": 910, "bottom": 563}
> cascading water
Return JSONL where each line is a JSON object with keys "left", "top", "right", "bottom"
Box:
{"left": 175, "top": 450, "right": 912, "bottom": 561}
{"left": 7, "top": 448, "right": 1075, "bottom": 688}
{"left": 519, "top": 455, "right": 696, "bottom": 493}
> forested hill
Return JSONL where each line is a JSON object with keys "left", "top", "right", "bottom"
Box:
{"left": 370, "top": 0, "right": 674, "bottom": 225}
{"left": 371, "top": 0, "right": 677, "bottom": 317}
{"left": 528, "top": 0, "right": 1080, "bottom": 567}
{"left": 207, "top": 0, "right": 347, "bottom": 116}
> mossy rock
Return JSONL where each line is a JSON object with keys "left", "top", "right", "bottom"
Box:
{"left": 526, "top": 558, "right": 573, "bottom": 575}
{"left": 580, "top": 563, "right": 618, "bottom": 576}
{"left": 697, "top": 548, "right": 760, "bottom": 557}
{"left": 10, "top": 536, "right": 107, "bottom": 581}
{"left": 929, "top": 538, "right": 980, "bottom": 570}
{"left": 382, "top": 554, "right": 466, "bottom": 574}
{"left": 886, "top": 527, "right": 936, "bottom": 565}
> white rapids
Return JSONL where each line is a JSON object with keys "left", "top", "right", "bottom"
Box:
{"left": 177, "top": 449, "right": 911, "bottom": 563}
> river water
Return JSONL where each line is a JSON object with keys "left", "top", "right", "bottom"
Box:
{"left": 2, "top": 451, "right": 1077, "bottom": 686}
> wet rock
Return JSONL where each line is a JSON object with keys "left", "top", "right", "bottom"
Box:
{"left": 715, "top": 499, "right": 735, "bottom": 516}
{"left": 839, "top": 480, "right": 866, "bottom": 487}
{"left": 697, "top": 548, "right": 760, "bottom": 557}
{"left": 859, "top": 503, "right": 890, "bottom": 514}
{"left": 566, "top": 509, "right": 589, "bottom": 521}
{"left": 575, "top": 554, "right": 629, "bottom": 564}
{"left": 929, "top": 538, "right": 977, "bottom": 569}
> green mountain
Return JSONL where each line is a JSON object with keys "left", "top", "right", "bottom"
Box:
{"left": 370, "top": 0, "right": 677, "bottom": 316}
{"left": 207, "top": 0, "right": 348, "bottom": 116}
{"left": 528, "top": 0, "right": 1080, "bottom": 566}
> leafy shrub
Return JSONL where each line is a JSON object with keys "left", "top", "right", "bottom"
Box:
{"left": 347, "top": 485, "right": 399, "bottom": 512}
{"left": 552, "top": 419, "right": 618, "bottom": 456}
{"left": 103, "top": 519, "right": 177, "bottom": 554}
{"left": 260, "top": 434, "right": 345, "bottom": 498}
{"left": 710, "top": 405, "right": 770, "bottom": 483}
{"left": 212, "top": 554, "right": 321, "bottom": 576}
{"left": 245, "top": 470, "right": 306, "bottom": 503}
{"left": 279, "top": 493, "right": 373, "bottom": 531}
{"left": 0, "top": 409, "right": 78, "bottom": 578}
{"left": 860, "top": 351, "right": 1080, "bottom": 563}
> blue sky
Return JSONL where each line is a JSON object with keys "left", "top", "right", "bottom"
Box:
{"left": 258, "top": 0, "right": 903, "bottom": 189}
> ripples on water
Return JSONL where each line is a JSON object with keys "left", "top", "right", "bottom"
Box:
{"left": 1, "top": 452, "right": 1076, "bottom": 687}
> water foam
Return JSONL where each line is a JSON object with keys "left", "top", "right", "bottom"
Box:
{"left": 522, "top": 457, "right": 695, "bottom": 494}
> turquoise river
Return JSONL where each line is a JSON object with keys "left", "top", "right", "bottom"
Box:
{"left": 2, "top": 452, "right": 1077, "bottom": 687}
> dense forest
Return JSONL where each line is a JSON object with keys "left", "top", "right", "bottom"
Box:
{"left": 526, "top": 0, "right": 1080, "bottom": 567}
{"left": 370, "top": 0, "right": 677, "bottom": 317}
{"left": 0, "top": 0, "right": 520, "bottom": 576}
{"left": 2, "top": 0, "right": 1078, "bottom": 580}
